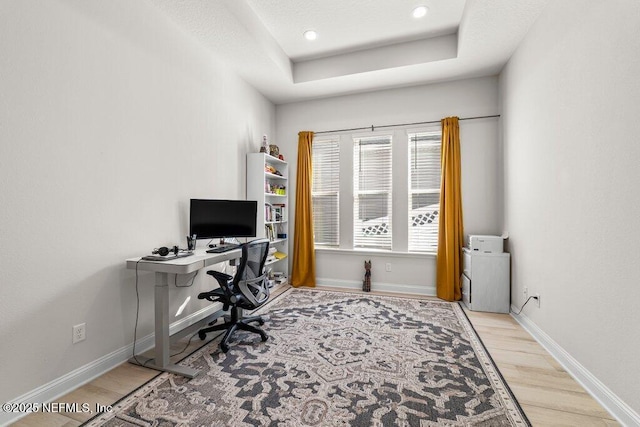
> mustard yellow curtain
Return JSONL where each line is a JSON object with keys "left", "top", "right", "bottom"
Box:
{"left": 436, "top": 117, "right": 464, "bottom": 301}
{"left": 291, "top": 131, "right": 316, "bottom": 287}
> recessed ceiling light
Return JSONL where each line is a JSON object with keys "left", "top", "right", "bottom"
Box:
{"left": 412, "top": 6, "right": 428, "bottom": 18}
{"left": 303, "top": 30, "right": 317, "bottom": 41}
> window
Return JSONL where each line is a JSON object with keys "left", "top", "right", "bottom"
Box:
{"left": 311, "top": 126, "right": 442, "bottom": 252}
{"left": 408, "top": 130, "right": 441, "bottom": 252}
{"left": 353, "top": 135, "right": 392, "bottom": 249}
{"left": 311, "top": 138, "right": 340, "bottom": 246}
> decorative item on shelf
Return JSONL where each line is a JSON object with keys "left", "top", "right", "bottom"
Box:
{"left": 260, "top": 135, "right": 268, "bottom": 153}
{"left": 278, "top": 154, "right": 285, "bottom": 161}
{"left": 272, "top": 203, "right": 286, "bottom": 222}
{"left": 363, "top": 260, "right": 372, "bottom": 292}
{"left": 265, "top": 164, "right": 277, "bottom": 174}
{"left": 269, "top": 144, "right": 279, "bottom": 157}
{"left": 272, "top": 271, "right": 287, "bottom": 285}
{"left": 266, "top": 183, "right": 286, "bottom": 195}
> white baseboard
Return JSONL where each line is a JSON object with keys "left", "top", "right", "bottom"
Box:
{"left": 0, "top": 304, "right": 221, "bottom": 427}
{"left": 511, "top": 306, "right": 640, "bottom": 427}
{"left": 316, "top": 278, "right": 436, "bottom": 296}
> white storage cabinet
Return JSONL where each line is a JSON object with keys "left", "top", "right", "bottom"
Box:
{"left": 461, "top": 248, "right": 510, "bottom": 313}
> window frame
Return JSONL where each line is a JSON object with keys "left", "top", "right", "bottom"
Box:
{"left": 352, "top": 133, "right": 393, "bottom": 250}
{"left": 407, "top": 128, "right": 442, "bottom": 253}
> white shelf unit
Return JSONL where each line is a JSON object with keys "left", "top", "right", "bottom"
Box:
{"left": 247, "top": 153, "right": 289, "bottom": 279}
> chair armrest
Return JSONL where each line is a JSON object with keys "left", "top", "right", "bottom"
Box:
{"left": 206, "top": 270, "right": 235, "bottom": 301}
{"left": 207, "top": 270, "right": 233, "bottom": 285}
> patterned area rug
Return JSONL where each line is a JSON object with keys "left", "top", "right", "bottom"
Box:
{"left": 85, "top": 288, "right": 529, "bottom": 426}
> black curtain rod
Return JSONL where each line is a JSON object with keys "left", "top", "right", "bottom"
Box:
{"left": 314, "top": 114, "right": 500, "bottom": 135}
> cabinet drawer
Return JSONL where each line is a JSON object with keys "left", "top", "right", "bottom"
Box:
{"left": 461, "top": 274, "right": 471, "bottom": 309}
{"left": 462, "top": 250, "right": 471, "bottom": 277}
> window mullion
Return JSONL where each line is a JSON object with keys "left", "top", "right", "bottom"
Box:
{"left": 393, "top": 129, "right": 409, "bottom": 252}
{"left": 339, "top": 134, "right": 354, "bottom": 249}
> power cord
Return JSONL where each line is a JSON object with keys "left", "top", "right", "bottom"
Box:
{"left": 512, "top": 295, "right": 539, "bottom": 315}
{"left": 169, "top": 331, "right": 198, "bottom": 358}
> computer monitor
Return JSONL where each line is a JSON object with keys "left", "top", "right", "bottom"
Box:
{"left": 189, "top": 199, "right": 257, "bottom": 240}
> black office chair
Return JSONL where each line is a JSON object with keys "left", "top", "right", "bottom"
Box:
{"left": 197, "top": 238, "right": 271, "bottom": 353}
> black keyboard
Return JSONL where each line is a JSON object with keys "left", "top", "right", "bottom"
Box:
{"left": 206, "top": 244, "right": 240, "bottom": 254}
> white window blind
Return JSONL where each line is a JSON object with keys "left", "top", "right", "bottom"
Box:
{"left": 408, "top": 130, "right": 441, "bottom": 252}
{"left": 311, "top": 138, "right": 340, "bottom": 246}
{"left": 353, "top": 135, "right": 392, "bottom": 249}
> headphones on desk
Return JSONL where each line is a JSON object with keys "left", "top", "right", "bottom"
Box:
{"left": 152, "top": 246, "right": 179, "bottom": 256}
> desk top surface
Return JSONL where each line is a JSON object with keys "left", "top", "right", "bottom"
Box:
{"left": 126, "top": 248, "right": 242, "bottom": 274}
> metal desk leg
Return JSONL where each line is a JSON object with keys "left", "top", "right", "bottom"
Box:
{"left": 129, "top": 272, "right": 200, "bottom": 378}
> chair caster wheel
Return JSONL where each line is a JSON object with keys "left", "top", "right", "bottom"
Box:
{"left": 261, "top": 334, "right": 268, "bottom": 342}
{"left": 221, "top": 344, "right": 229, "bottom": 353}
{"left": 257, "top": 318, "right": 265, "bottom": 326}
{"left": 198, "top": 331, "right": 207, "bottom": 340}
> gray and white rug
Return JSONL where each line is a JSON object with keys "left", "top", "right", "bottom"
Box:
{"left": 85, "top": 288, "right": 529, "bottom": 426}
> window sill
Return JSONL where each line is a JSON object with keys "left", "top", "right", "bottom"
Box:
{"left": 315, "top": 247, "right": 436, "bottom": 258}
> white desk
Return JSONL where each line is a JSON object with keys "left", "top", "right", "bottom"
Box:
{"left": 125, "top": 247, "right": 241, "bottom": 378}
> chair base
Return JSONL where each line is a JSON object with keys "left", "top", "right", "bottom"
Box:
{"left": 198, "top": 309, "right": 268, "bottom": 353}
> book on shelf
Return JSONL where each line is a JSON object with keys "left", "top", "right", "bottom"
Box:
{"left": 265, "top": 223, "right": 276, "bottom": 241}
{"left": 265, "top": 203, "right": 286, "bottom": 223}
{"left": 265, "top": 253, "right": 286, "bottom": 264}
{"left": 265, "top": 203, "right": 273, "bottom": 222}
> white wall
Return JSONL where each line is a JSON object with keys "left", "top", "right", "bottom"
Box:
{"left": 0, "top": 0, "right": 274, "bottom": 406}
{"left": 276, "top": 77, "right": 501, "bottom": 293}
{"left": 500, "top": 0, "right": 640, "bottom": 416}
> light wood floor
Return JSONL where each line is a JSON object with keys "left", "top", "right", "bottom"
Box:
{"left": 13, "top": 286, "right": 618, "bottom": 426}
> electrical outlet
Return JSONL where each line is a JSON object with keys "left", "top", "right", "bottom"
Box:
{"left": 73, "top": 323, "right": 86, "bottom": 344}
{"left": 533, "top": 294, "right": 541, "bottom": 308}
{"left": 385, "top": 263, "right": 392, "bottom": 272}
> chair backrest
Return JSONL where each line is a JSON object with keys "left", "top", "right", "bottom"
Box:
{"left": 234, "top": 238, "right": 270, "bottom": 308}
